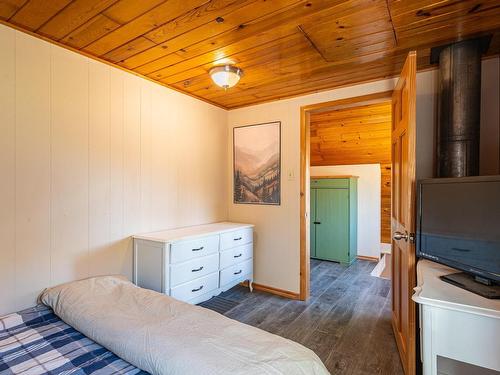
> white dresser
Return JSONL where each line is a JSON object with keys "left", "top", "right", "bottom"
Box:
{"left": 413, "top": 260, "right": 500, "bottom": 375}
{"left": 133, "top": 222, "right": 254, "bottom": 304}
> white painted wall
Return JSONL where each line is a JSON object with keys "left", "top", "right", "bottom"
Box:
{"left": 0, "top": 25, "right": 228, "bottom": 315}
{"left": 227, "top": 57, "right": 500, "bottom": 294}
{"left": 310, "top": 165, "right": 381, "bottom": 259}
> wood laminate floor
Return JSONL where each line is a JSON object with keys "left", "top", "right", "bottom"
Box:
{"left": 218, "top": 259, "right": 404, "bottom": 375}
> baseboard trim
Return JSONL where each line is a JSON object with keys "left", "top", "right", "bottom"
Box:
{"left": 357, "top": 255, "right": 379, "bottom": 262}
{"left": 241, "top": 281, "right": 300, "bottom": 300}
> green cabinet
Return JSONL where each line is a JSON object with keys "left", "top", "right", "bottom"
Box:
{"left": 310, "top": 177, "right": 357, "bottom": 265}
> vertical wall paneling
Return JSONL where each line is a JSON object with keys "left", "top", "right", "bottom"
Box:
{"left": 164, "top": 90, "right": 181, "bottom": 230}
{"left": 176, "top": 97, "right": 194, "bottom": 226}
{"left": 0, "top": 24, "right": 228, "bottom": 314}
{"left": 50, "top": 46, "right": 89, "bottom": 285}
{"left": 123, "top": 75, "right": 141, "bottom": 277}
{"left": 140, "top": 81, "right": 152, "bottom": 232}
{"left": 0, "top": 26, "right": 16, "bottom": 315}
{"left": 191, "top": 102, "right": 209, "bottom": 224}
{"left": 151, "top": 86, "right": 171, "bottom": 230}
{"left": 192, "top": 101, "right": 222, "bottom": 223}
{"left": 15, "top": 32, "right": 51, "bottom": 309}
{"left": 123, "top": 75, "right": 141, "bottom": 237}
{"left": 109, "top": 69, "right": 126, "bottom": 275}
{"left": 88, "top": 61, "right": 111, "bottom": 276}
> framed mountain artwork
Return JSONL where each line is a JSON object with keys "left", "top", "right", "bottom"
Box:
{"left": 233, "top": 121, "right": 281, "bottom": 205}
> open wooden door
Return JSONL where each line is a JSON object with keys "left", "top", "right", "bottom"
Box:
{"left": 391, "top": 51, "right": 417, "bottom": 375}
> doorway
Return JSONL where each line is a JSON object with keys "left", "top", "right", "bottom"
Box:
{"left": 309, "top": 101, "right": 392, "bottom": 268}
{"left": 299, "top": 91, "right": 394, "bottom": 300}
{"left": 299, "top": 52, "right": 418, "bottom": 375}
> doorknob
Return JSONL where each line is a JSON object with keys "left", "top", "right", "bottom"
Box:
{"left": 393, "top": 231, "right": 409, "bottom": 241}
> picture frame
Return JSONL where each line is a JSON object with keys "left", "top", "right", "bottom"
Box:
{"left": 233, "top": 121, "right": 281, "bottom": 205}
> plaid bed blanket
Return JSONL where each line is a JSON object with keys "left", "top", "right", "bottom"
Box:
{"left": 0, "top": 305, "right": 148, "bottom": 375}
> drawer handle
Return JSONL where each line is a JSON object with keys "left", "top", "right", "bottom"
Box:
{"left": 234, "top": 237, "right": 242, "bottom": 241}
{"left": 192, "top": 246, "right": 204, "bottom": 252}
{"left": 234, "top": 253, "right": 242, "bottom": 258}
{"left": 313, "top": 221, "right": 321, "bottom": 225}
{"left": 191, "top": 285, "right": 204, "bottom": 292}
{"left": 191, "top": 266, "right": 204, "bottom": 272}
{"left": 234, "top": 270, "right": 242, "bottom": 275}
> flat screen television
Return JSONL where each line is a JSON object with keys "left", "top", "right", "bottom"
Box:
{"left": 417, "top": 176, "right": 500, "bottom": 293}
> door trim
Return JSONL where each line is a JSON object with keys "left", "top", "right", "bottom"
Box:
{"left": 299, "top": 90, "right": 393, "bottom": 300}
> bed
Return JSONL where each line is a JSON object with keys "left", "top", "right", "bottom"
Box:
{"left": 1, "top": 276, "right": 330, "bottom": 375}
{"left": 0, "top": 305, "right": 146, "bottom": 374}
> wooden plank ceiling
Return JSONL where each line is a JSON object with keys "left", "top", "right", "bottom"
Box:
{"left": 1, "top": 0, "right": 499, "bottom": 109}
{"left": 310, "top": 101, "right": 392, "bottom": 242}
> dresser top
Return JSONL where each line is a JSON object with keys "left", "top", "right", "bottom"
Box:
{"left": 133, "top": 222, "right": 254, "bottom": 243}
{"left": 412, "top": 259, "right": 500, "bottom": 319}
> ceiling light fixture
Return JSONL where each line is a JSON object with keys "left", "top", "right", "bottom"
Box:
{"left": 209, "top": 65, "right": 243, "bottom": 89}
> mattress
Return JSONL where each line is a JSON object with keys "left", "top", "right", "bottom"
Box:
{"left": 0, "top": 305, "right": 147, "bottom": 375}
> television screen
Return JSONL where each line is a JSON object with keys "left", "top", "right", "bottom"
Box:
{"left": 417, "top": 176, "right": 500, "bottom": 282}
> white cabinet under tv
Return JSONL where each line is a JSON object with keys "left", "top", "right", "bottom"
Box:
{"left": 413, "top": 260, "right": 500, "bottom": 374}
{"left": 133, "top": 222, "right": 254, "bottom": 304}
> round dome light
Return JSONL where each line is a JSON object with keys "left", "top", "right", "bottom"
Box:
{"left": 209, "top": 65, "right": 243, "bottom": 89}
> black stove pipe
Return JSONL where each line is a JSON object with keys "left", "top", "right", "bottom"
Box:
{"left": 432, "top": 37, "right": 490, "bottom": 177}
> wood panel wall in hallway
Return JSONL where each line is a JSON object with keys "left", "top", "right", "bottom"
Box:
{"left": 310, "top": 101, "right": 392, "bottom": 243}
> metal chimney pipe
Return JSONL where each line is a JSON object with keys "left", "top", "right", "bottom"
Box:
{"left": 433, "top": 38, "right": 488, "bottom": 177}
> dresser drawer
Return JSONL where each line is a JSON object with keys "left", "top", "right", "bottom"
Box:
{"left": 220, "top": 227, "right": 253, "bottom": 250}
{"left": 170, "top": 235, "right": 219, "bottom": 263}
{"left": 170, "top": 253, "right": 219, "bottom": 287}
{"left": 170, "top": 272, "right": 219, "bottom": 302}
{"left": 220, "top": 259, "right": 253, "bottom": 287}
{"left": 220, "top": 243, "right": 253, "bottom": 269}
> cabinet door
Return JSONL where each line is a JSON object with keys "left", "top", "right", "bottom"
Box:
{"left": 310, "top": 188, "right": 317, "bottom": 258}
{"left": 316, "top": 188, "right": 349, "bottom": 263}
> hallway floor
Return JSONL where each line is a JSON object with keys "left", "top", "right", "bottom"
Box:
{"left": 218, "top": 259, "right": 404, "bottom": 375}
